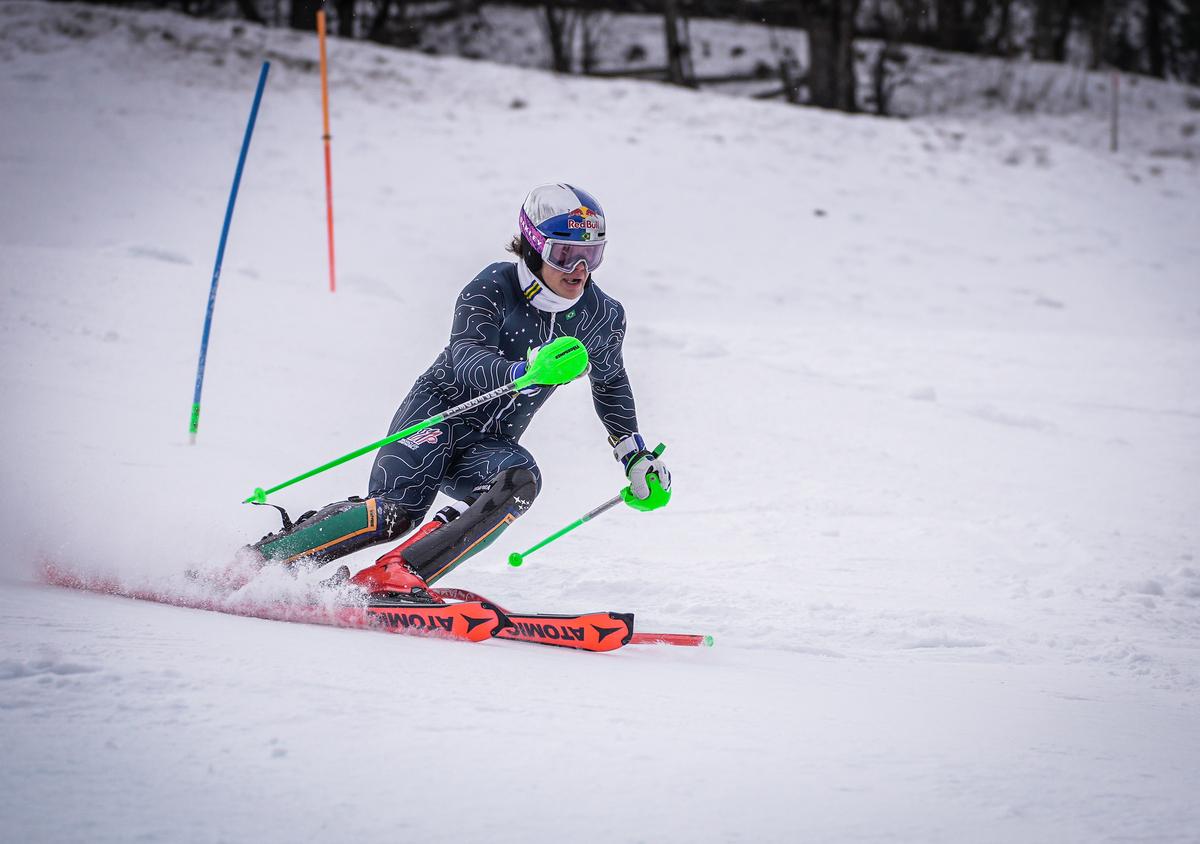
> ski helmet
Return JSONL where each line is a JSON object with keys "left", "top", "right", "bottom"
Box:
{"left": 518, "top": 183, "right": 606, "bottom": 275}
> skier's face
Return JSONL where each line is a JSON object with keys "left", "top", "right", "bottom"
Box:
{"left": 540, "top": 259, "right": 588, "bottom": 301}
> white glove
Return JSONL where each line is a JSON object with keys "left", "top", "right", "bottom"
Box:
{"left": 612, "top": 433, "right": 672, "bottom": 500}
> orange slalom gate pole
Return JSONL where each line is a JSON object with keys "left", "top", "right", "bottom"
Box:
{"left": 317, "top": 9, "right": 336, "bottom": 293}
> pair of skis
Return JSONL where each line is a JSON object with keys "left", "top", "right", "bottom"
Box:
{"left": 40, "top": 565, "right": 711, "bottom": 653}
{"left": 425, "top": 587, "right": 710, "bottom": 650}
{"left": 363, "top": 593, "right": 634, "bottom": 652}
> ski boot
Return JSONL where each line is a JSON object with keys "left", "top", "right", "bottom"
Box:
{"left": 248, "top": 496, "right": 412, "bottom": 569}
{"left": 347, "top": 502, "right": 465, "bottom": 606}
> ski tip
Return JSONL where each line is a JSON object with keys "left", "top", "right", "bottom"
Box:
{"left": 703, "top": 635, "right": 715, "bottom": 647}
{"left": 244, "top": 487, "right": 267, "bottom": 505}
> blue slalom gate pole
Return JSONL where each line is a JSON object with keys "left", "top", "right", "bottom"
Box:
{"left": 189, "top": 61, "right": 270, "bottom": 444}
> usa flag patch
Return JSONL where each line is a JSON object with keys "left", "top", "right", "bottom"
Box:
{"left": 400, "top": 428, "right": 444, "bottom": 450}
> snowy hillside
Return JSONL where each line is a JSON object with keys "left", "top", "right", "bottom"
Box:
{"left": 1, "top": 2, "right": 1199, "bottom": 841}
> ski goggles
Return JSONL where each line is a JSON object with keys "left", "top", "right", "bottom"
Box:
{"left": 519, "top": 208, "right": 606, "bottom": 273}
{"left": 541, "top": 239, "right": 606, "bottom": 273}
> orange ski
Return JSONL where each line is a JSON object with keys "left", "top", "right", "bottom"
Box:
{"left": 434, "top": 587, "right": 711, "bottom": 651}
{"left": 365, "top": 599, "right": 506, "bottom": 643}
{"left": 495, "top": 611, "right": 634, "bottom": 652}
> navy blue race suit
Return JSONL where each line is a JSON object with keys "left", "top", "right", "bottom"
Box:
{"left": 367, "top": 261, "right": 638, "bottom": 522}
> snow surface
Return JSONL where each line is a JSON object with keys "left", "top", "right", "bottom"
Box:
{"left": 1, "top": 3, "right": 1199, "bottom": 841}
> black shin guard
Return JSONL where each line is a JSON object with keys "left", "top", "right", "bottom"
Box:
{"left": 251, "top": 497, "right": 411, "bottom": 567}
{"left": 402, "top": 468, "right": 538, "bottom": 584}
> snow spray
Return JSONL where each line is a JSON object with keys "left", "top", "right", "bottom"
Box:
{"left": 189, "top": 61, "right": 271, "bottom": 444}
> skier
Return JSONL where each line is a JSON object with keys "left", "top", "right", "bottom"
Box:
{"left": 248, "top": 184, "right": 672, "bottom": 603}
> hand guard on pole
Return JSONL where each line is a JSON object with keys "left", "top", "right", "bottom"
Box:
{"left": 613, "top": 435, "right": 671, "bottom": 512}
{"left": 510, "top": 342, "right": 590, "bottom": 397}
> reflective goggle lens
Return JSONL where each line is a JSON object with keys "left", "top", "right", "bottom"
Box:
{"left": 544, "top": 239, "right": 605, "bottom": 273}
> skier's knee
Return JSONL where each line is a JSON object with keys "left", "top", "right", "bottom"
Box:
{"left": 490, "top": 467, "right": 538, "bottom": 516}
{"left": 402, "top": 467, "right": 538, "bottom": 583}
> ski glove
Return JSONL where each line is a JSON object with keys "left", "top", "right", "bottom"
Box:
{"left": 612, "top": 433, "right": 672, "bottom": 511}
{"left": 508, "top": 346, "right": 543, "bottom": 396}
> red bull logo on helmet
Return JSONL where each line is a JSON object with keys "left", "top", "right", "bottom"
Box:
{"left": 567, "top": 206, "right": 601, "bottom": 230}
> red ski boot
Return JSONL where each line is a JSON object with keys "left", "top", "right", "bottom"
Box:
{"left": 349, "top": 556, "right": 441, "bottom": 606}
{"left": 348, "top": 503, "right": 467, "bottom": 605}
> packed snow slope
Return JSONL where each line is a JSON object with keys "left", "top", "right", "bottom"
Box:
{"left": 2, "top": 3, "right": 1199, "bottom": 842}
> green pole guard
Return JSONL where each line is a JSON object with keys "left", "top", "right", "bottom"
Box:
{"left": 514, "top": 336, "right": 589, "bottom": 390}
{"left": 244, "top": 336, "right": 591, "bottom": 504}
{"left": 620, "top": 442, "right": 670, "bottom": 512}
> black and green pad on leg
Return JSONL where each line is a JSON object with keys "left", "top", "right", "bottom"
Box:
{"left": 404, "top": 468, "right": 538, "bottom": 585}
{"left": 252, "top": 497, "right": 410, "bottom": 567}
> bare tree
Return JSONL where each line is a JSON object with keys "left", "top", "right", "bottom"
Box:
{"left": 368, "top": 0, "right": 395, "bottom": 42}
{"left": 767, "top": 26, "right": 804, "bottom": 103}
{"left": 335, "top": 0, "right": 355, "bottom": 37}
{"left": 1033, "top": 0, "right": 1072, "bottom": 61}
{"left": 992, "top": 0, "right": 1015, "bottom": 55}
{"left": 1145, "top": 0, "right": 1167, "bottom": 76}
{"left": 936, "top": 0, "right": 966, "bottom": 51}
{"left": 663, "top": 0, "right": 695, "bottom": 86}
{"left": 804, "top": 0, "right": 861, "bottom": 111}
{"left": 578, "top": 11, "right": 609, "bottom": 75}
{"left": 290, "top": 0, "right": 321, "bottom": 31}
{"left": 1081, "top": 0, "right": 1113, "bottom": 68}
{"left": 543, "top": 0, "right": 572, "bottom": 73}
{"left": 1178, "top": 0, "right": 1200, "bottom": 82}
{"left": 868, "top": 0, "right": 910, "bottom": 114}
{"left": 234, "top": 0, "right": 266, "bottom": 24}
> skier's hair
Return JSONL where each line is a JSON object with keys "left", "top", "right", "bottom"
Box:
{"left": 507, "top": 234, "right": 543, "bottom": 275}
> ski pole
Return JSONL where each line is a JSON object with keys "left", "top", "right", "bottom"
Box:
{"left": 244, "top": 336, "right": 589, "bottom": 504}
{"left": 508, "top": 443, "right": 666, "bottom": 568}
{"left": 507, "top": 494, "right": 621, "bottom": 567}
